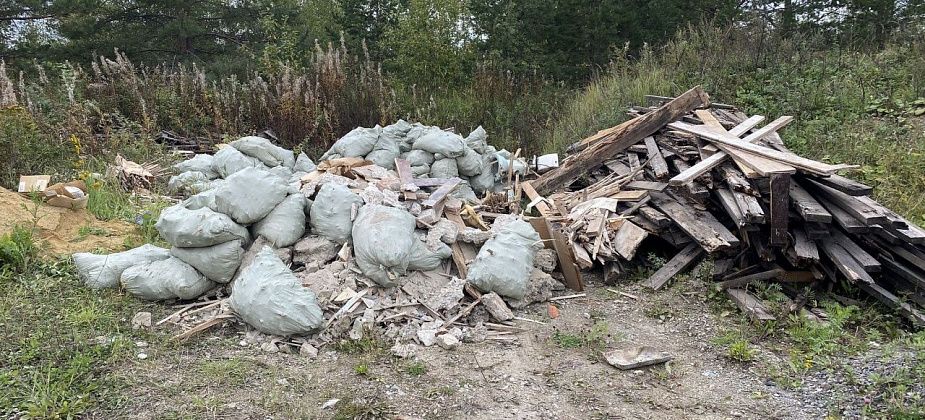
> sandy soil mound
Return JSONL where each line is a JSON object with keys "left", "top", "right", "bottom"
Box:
{"left": 0, "top": 187, "right": 136, "bottom": 255}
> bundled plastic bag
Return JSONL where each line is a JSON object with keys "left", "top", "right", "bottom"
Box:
{"left": 352, "top": 205, "right": 417, "bottom": 287}
{"left": 156, "top": 204, "right": 249, "bottom": 247}
{"left": 451, "top": 181, "right": 478, "bottom": 203}
{"left": 465, "top": 126, "right": 488, "bottom": 154}
{"left": 411, "top": 164, "right": 431, "bottom": 176}
{"left": 74, "top": 244, "right": 171, "bottom": 289}
{"left": 182, "top": 186, "right": 220, "bottom": 210}
{"left": 212, "top": 146, "right": 265, "bottom": 178}
{"left": 404, "top": 150, "right": 435, "bottom": 167}
{"left": 167, "top": 171, "right": 213, "bottom": 195}
{"left": 466, "top": 219, "right": 541, "bottom": 299}
{"left": 230, "top": 136, "right": 295, "bottom": 168}
{"left": 310, "top": 183, "right": 363, "bottom": 244}
{"left": 412, "top": 130, "right": 467, "bottom": 158}
{"left": 121, "top": 257, "right": 215, "bottom": 301}
{"left": 429, "top": 158, "right": 459, "bottom": 179}
{"left": 365, "top": 136, "right": 401, "bottom": 169}
{"left": 407, "top": 240, "right": 452, "bottom": 271}
{"left": 252, "top": 194, "right": 307, "bottom": 247}
{"left": 210, "top": 167, "right": 288, "bottom": 225}
{"left": 469, "top": 153, "right": 497, "bottom": 194}
{"left": 294, "top": 152, "right": 317, "bottom": 173}
{"left": 323, "top": 126, "right": 381, "bottom": 159}
{"left": 456, "top": 147, "right": 483, "bottom": 177}
{"left": 174, "top": 154, "right": 218, "bottom": 179}
{"left": 230, "top": 247, "right": 323, "bottom": 336}
{"left": 170, "top": 239, "right": 244, "bottom": 283}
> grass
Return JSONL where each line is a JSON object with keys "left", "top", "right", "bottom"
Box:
{"left": 405, "top": 361, "right": 427, "bottom": 376}
{"left": 0, "top": 257, "right": 155, "bottom": 418}
{"left": 551, "top": 321, "right": 611, "bottom": 358}
{"left": 0, "top": 225, "right": 38, "bottom": 274}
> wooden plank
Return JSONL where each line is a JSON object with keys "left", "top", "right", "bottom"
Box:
{"left": 769, "top": 173, "right": 791, "bottom": 246}
{"left": 644, "top": 243, "right": 704, "bottom": 290}
{"left": 611, "top": 190, "right": 648, "bottom": 201}
{"left": 668, "top": 121, "right": 857, "bottom": 175}
{"left": 412, "top": 177, "right": 456, "bottom": 188}
{"left": 789, "top": 181, "right": 832, "bottom": 223}
{"left": 806, "top": 180, "right": 888, "bottom": 225}
{"left": 879, "top": 257, "right": 925, "bottom": 289}
{"left": 613, "top": 221, "right": 648, "bottom": 260}
{"left": 806, "top": 174, "right": 873, "bottom": 196}
{"left": 720, "top": 164, "right": 756, "bottom": 194}
{"left": 830, "top": 230, "right": 881, "bottom": 272}
{"left": 529, "top": 217, "right": 584, "bottom": 291}
{"left": 715, "top": 268, "right": 785, "bottom": 290}
{"left": 818, "top": 195, "right": 870, "bottom": 233}
{"left": 728, "top": 115, "right": 767, "bottom": 137}
{"left": 421, "top": 178, "right": 461, "bottom": 207}
{"left": 716, "top": 188, "right": 747, "bottom": 228}
{"left": 638, "top": 206, "right": 671, "bottom": 228}
{"left": 726, "top": 288, "right": 777, "bottom": 321}
{"left": 891, "top": 243, "right": 925, "bottom": 273}
{"left": 668, "top": 116, "right": 795, "bottom": 185}
{"left": 818, "top": 239, "right": 874, "bottom": 283}
{"left": 521, "top": 181, "right": 554, "bottom": 217}
{"left": 650, "top": 192, "right": 740, "bottom": 252}
{"left": 732, "top": 190, "right": 765, "bottom": 224}
{"left": 643, "top": 136, "right": 669, "bottom": 179}
{"left": 395, "top": 158, "right": 417, "bottom": 200}
{"left": 625, "top": 180, "right": 667, "bottom": 191}
{"left": 533, "top": 86, "right": 710, "bottom": 195}
{"left": 791, "top": 228, "right": 820, "bottom": 262}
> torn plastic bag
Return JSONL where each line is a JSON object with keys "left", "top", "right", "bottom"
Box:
{"left": 230, "top": 246, "right": 323, "bottom": 336}
{"left": 156, "top": 204, "right": 250, "bottom": 247}
{"left": 210, "top": 167, "right": 288, "bottom": 225}
{"left": 466, "top": 219, "right": 541, "bottom": 300}
{"left": 455, "top": 147, "right": 483, "bottom": 177}
{"left": 73, "top": 244, "right": 171, "bottom": 289}
{"left": 294, "top": 152, "right": 317, "bottom": 172}
{"left": 252, "top": 194, "right": 307, "bottom": 247}
{"left": 465, "top": 126, "right": 488, "bottom": 154}
{"left": 212, "top": 146, "right": 265, "bottom": 178}
{"left": 174, "top": 154, "right": 218, "bottom": 179}
{"left": 230, "top": 136, "right": 295, "bottom": 168}
{"left": 309, "top": 183, "right": 363, "bottom": 244}
{"left": 121, "top": 257, "right": 215, "bottom": 301}
{"left": 352, "top": 204, "right": 417, "bottom": 287}
{"left": 323, "top": 126, "right": 381, "bottom": 159}
{"left": 412, "top": 130, "right": 466, "bottom": 158}
{"left": 429, "top": 158, "right": 459, "bottom": 179}
{"left": 167, "top": 171, "right": 213, "bottom": 195}
{"left": 170, "top": 239, "right": 244, "bottom": 283}
{"left": 404, "top": 149, "right": 435, "bottom": 167}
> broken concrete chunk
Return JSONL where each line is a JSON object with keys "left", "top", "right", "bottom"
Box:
{"left": 604, "top": 346, "right": 673, "bottom": 370}
{"left": 458, "top": 227, "right": 492, "bottom": 245}
{"left": 391, "top": 343, "right": 417, "bottom": 358}
{"left": 131, "top": 312, "right": 152, "bottom": 330}
{"left": 508, "top": 269, "right": 557, "bottom": 309}
{"left": 436, "top": 333, "right": 460, "bottom": 350}
{"left": 427, "top": 219, "right": 459, "bottom": 247}
{"left": 293, "top": 235, "right": 340, "bottom": 267}
{"left": 480, "top": 292, "right": 514, "bottom": 321}
{"left": 533, "top": 248, "right": 558, "bottom": 273}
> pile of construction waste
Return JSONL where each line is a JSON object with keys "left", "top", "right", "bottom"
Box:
{"left": 74, "top": 121, "right": 562, "bottom": 351}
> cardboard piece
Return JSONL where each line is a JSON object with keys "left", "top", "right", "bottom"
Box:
{"left": 44, "top": 179, "right": 90, "bottom": 209}
{"left": 18, "top": 175, "right": 51, "bottom": 193}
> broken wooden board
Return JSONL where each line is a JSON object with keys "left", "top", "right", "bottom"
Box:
{"left": 643, "top": 136, "right": 670, "bottom": 179}
{"left": 715, "top": 268, "right": 785, "bottom": 290}
{"left": 644, "top": 243, "right": 704, "bottom": 290}
{"left": 625, "top": 180, "right": 668, "bottom": 191}
{"left": 421, "top": 177, "right": 462, "bottom": 208}
{"left": 805, "top": 174, "right": 873, "bottom": 196}
{"left": 769, "top": 173, "right": 790, "bottom": 246}
{"left": 612, "top": 220, "right": 648, "bottom": 260}
{"left": 611, "top": 190, "right": 648, "bottom": 201}
{"left": 818, "top": 239, "right": 874, "bottom": 283}
{"left": 528, "top": 217, "right": 584, "bottom": 291}
{"left": 668, "top": 121, "right": 857, "bottom": 176}
{"left": 650, "top": 192, "right": 740, "bottom": 252}
{"left": 806, "top": 180, "right": 888, "bottom": 226}
{"left": 533, "top": 86, "right": 710, "bottom": 195}
{"left": 521, "top": 181, "right": 554, "bottom": 217}
{"left": 726, "top": 288, "right": 778, "bottom": 321}
{"left": 789, "top": 181, "right": 832, "bottom": 223}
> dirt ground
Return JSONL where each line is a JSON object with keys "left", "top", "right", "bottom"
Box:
{"left": 0, "top": 187, "right": 135, "bottom": 255}
{"left": 104, "top": 274, "right": 814, "bottom": 420}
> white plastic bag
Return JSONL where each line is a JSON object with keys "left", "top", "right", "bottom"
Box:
{"left": 170, "top": 239, "right": 244, "bottom": 284}
{"left": 121, "top": 257, "right": 215, "bottom": 301}
{"left": 210, "top": 167, "right": 288, "bottom": 225}
{"left": 73, "top": 244, "right": 171, "bottom": 289}
{"left": 156, "top": 204, "right": 250, "bottom": 247}
{"left": 252, "top": 194, "right": 307, "bottom": 247}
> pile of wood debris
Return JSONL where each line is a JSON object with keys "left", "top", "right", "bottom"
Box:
{"left": 523, "top": 86, "right": 925, "bottom": 326}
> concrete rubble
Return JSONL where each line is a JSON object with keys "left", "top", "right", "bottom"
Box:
{"left": 73, "top": 122, "right": 575, "bottom": 352}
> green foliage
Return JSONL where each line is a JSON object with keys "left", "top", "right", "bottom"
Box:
{"left": 353, "top": 363, "right": 370, "bottom": 376}
{"left": 0, "top": 226, "right": 37, "bottom": 275}
{"left": 331, "top": 336, "right": 387, "bottom": 355}
{"left": 551, "top": 321, "right": 610, "bottom": 356}
{"left": 86, "top": 177, "right": 136, "bottom": 222}
{"left": 713, "top": 331, "right": 756, "bottom": 362}
{"left": 405, "top": 361, "right": 427, "bottom": 376}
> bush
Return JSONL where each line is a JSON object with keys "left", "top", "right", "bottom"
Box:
{"left": 0, "top": 226, "right": 38, "bottom": 275}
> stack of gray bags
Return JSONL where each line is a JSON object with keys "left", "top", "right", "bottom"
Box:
{"left": 319, "top": 120, "right": 501, "bottom": 202}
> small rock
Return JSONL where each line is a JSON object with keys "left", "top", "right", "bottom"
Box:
{"left": 391, "top": 343, "right": 418, "bottom": 358}
{"left": 547, "top": 304, "right": 560, "bottom": 319}
{"left": 135, "top": 341, "right": 148, "bottom": 348}
{"left": 603, "top": 346, "right": 672, "bottom": 370}
{"left": 300, "top": 343, "right": 318, "bottom": 358}
{"left": 458, "top": 227, "right": 492, "bottom": 245}
{"left": 436, "top": 334, "right": 460, "bottom": 350}
{"left": 137, "top": 352, "right": 148, "bottom": 360}
{"left": 533, "top": 248, "right": 557, "bottom": 272}
{"left": 321, "top": 398, "right": 340, "bottom": 410}
{"left": 417, "top": 329, "right": 438, "bottom": 347}
{"left": 131, "top": 312, "right": 152, "bottom": 330}
{"left": 260, "top": 342, "right": 279, "bottom": 353}
{"left": 481, "top": 292, "right": 514, "bottom": 321}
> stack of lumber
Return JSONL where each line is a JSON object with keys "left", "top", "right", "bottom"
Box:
{"left": 526, "top": 86, "right": 925, "bottom": 327}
